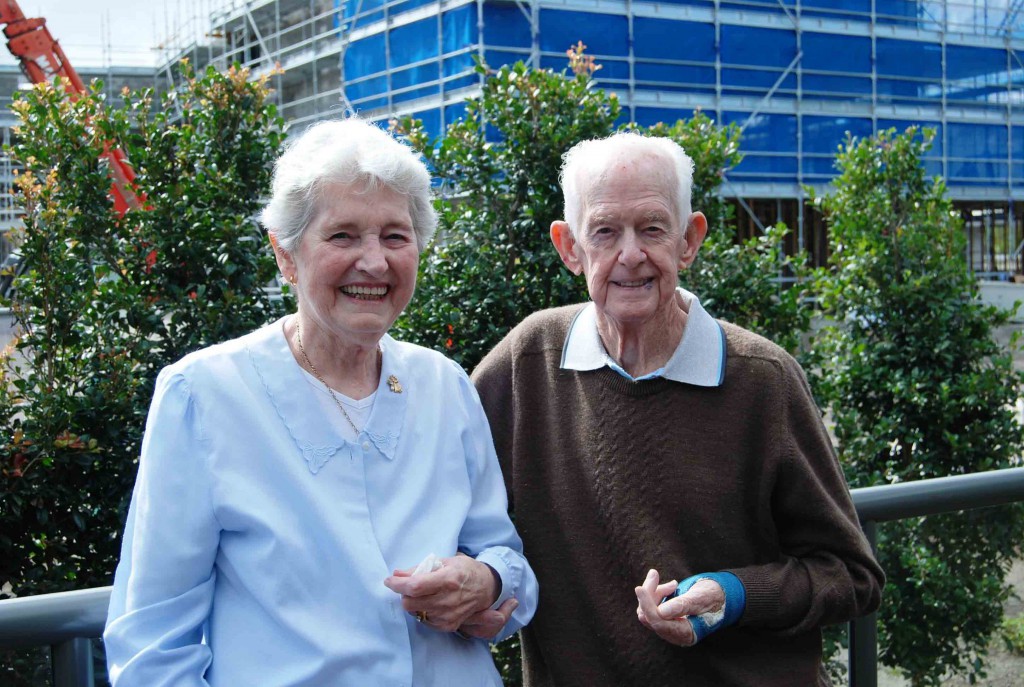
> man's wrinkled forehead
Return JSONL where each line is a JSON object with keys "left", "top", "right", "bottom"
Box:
{"left": 588, "top": 207, "right": 673, "bottom": 225}
{"left": 577, "top": 150, "right": 680, "bottom": 214}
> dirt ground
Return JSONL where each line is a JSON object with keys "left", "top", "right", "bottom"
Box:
{"left": 993, "top": 323, "right": 1024, "bottom": 373}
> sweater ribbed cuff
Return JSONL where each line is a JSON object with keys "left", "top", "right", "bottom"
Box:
{"left": 669, "top": 572, "right": 746, "bottom": 643}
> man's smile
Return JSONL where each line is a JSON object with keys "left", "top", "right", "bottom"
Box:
{"left": 611, "top": 278, "right": 654, "bottom": 288}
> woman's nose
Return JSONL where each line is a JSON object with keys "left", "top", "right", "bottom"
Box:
{"left": 356, "top": 237, "right": 387, "bottom": 275}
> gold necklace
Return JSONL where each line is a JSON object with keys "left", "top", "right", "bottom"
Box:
{"left": 294, "top": 317, "right": 362, "bottom": 436}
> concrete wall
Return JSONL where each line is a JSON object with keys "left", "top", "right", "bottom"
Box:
{"left": 979, "top": 282, "right": 1024, "bottom": 323}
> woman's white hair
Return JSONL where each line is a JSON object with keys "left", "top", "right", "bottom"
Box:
{"left": 259, "top": 118, "right": 437, "bottom": 252}
{"left": 560, "top": 131, "right": 696, "bottom": 237}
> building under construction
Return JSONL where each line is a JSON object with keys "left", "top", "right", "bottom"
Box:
{"left": 153, "top": 0, "right": 1024, "bottom": 277}
{"left": 4, "top": 0, "right": 1024, "bottom": 277}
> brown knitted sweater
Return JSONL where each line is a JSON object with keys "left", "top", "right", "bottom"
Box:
{"left": 472, "top": 304, "right": 884, "bottom": 687}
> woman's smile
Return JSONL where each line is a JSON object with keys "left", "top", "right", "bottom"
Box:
{"left": 341, "top": 284, "right": 389, "bottom": 300}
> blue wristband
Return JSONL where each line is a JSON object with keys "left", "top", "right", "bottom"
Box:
{"left": 665, "top": 572, "right": 746, "bottom": 643}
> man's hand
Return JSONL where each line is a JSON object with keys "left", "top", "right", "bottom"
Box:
{"left": 384, "top": 553, "right": 500, "bottom": 633}
{"left": 457, "top": 598, "right": 519, "bottom": 639}
{"left": 634, "top": 569, "right": 725, "bottom": 647}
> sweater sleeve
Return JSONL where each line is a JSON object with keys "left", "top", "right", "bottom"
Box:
{"left": 470, "top": 331, "right": 518, "bottom": 510}
{"left": 104, "top": 369, "right": 220, "bottom": 686}
{"left": 727, "top": 356, "right": 884, "bottom": 634}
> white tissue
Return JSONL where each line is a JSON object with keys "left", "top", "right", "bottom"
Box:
{"left": 699, "top": 605, "right": 726, "bottom": 627}
{"left": 412, "top": 553, "right": 443, "bottom": 576}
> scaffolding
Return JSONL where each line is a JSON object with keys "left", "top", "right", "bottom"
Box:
{"left": 157, "top": 0, "right": 1023, "bottom": 273}
{"left": 3, "top": 1, "right": 1024, "bottom": 273}
{"left": 155, "top": 0, "right": 343, "bottom": 127}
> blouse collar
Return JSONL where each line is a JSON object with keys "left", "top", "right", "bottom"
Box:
{"left": 245, "top": 317, "right": 407, "bottom": 473}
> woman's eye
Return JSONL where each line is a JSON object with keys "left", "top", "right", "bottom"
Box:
{"left": 330, "top": 232, "right": 351, "bottom": 241}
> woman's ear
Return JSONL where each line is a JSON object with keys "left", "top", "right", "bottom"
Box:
{"left": 269, "top": 233, "right": 297, "bottom": 284}
{"left": 550, "top": 221, "right": 583, "bottom": 276}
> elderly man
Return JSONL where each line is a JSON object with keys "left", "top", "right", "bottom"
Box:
{"left": 472, "top": 132, "right": 883, "bottom": 686}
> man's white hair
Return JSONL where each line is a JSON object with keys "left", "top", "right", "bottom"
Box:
{"left": 259, "top": 117, "right": 437, "bottom": 253}
{"left": 560, "top": 132, "right": 695, "bottom": 237}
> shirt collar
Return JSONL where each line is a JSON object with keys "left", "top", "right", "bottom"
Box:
{"left": 560, "top": 287, "right": 726, "bottom": 387}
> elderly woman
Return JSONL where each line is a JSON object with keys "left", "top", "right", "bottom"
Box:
{"left": 103, "top": 118, "right": 537, "bottom": 686}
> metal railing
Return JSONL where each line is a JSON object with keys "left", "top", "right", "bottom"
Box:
{"left": 1, "top": 467, "right": 1023, "bottom": 687}
{"left": 0, "top": 586, "right": 109, "bottom": 687}
{"left": 847, "top": 466, "right": 1024, "bottom": 687}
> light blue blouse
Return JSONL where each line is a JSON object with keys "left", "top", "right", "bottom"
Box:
{"left": 104, "top": 318, "right": 538, "bottom": 687}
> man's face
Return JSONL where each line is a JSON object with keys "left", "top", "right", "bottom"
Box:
{"left": 553, "top": 155, "right": 705, "bottom": 330}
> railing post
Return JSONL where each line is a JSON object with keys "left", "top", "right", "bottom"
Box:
{"left": 849, "top": 520, "right": 878, "bottom": 687}
{"left": 52, "top": 637, "right": 93, "bottom": 687}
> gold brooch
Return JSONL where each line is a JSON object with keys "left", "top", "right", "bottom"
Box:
{"left": 387, "top": 375, "right": 402, "bottom": 393}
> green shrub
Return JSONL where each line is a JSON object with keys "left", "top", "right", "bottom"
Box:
{"left": 392, "top": 56, "right": 615, "bottom": 370}
{"left": 808, "top": 127, "right": 1024, "bottom": 686}
{"left": 0, "top": 62, "right": 285, "bottom": 683}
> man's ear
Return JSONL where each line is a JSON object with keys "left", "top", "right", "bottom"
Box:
{"left": 269, "top": 233, "right": 297, "bottom": 284}
{"left": 679, "top": 212, "right": 708, "bottom": 270}
{"left": 550, "top": 221, "right": 584, "bottom": 276}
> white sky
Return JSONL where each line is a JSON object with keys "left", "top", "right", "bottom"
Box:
{"left": 0, "top": 1, "right": 222, "bottom": 69}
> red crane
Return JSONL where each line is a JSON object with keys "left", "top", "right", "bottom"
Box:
{"left": 0, "top": 0, "right": 140, "bottom": 214}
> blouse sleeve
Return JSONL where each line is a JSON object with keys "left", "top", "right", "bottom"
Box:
{"left": 450, "top": 361, "right": 539, "bottom": 643}
{"left": 104, "top": 368, "right": 221, "bottom": 686}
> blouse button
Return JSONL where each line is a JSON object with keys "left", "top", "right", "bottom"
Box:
{"left": 361, "top": 441, "right": 371, "bottom": 451}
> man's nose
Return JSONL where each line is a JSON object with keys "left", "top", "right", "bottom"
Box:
{"left": 617, "top": 230, "right": 646, "bottom": 267}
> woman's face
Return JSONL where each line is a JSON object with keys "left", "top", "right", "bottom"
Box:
{"left": 275, "top": 180, "right": 419, "bottom": 346}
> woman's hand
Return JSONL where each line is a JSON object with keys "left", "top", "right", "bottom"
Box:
{"left": 384, "top": 553, "right": 501, "bottom": 633}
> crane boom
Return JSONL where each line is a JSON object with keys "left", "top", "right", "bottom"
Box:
{"left": 0, "top": 0, "right": 140, "bottom": 213}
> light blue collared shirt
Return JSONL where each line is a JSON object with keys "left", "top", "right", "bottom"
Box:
{"left": 560, "top": 287, "right": 727, "bottom": 386}
{"left": 105, "top": 317, "right": 538, "bottom": 687}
